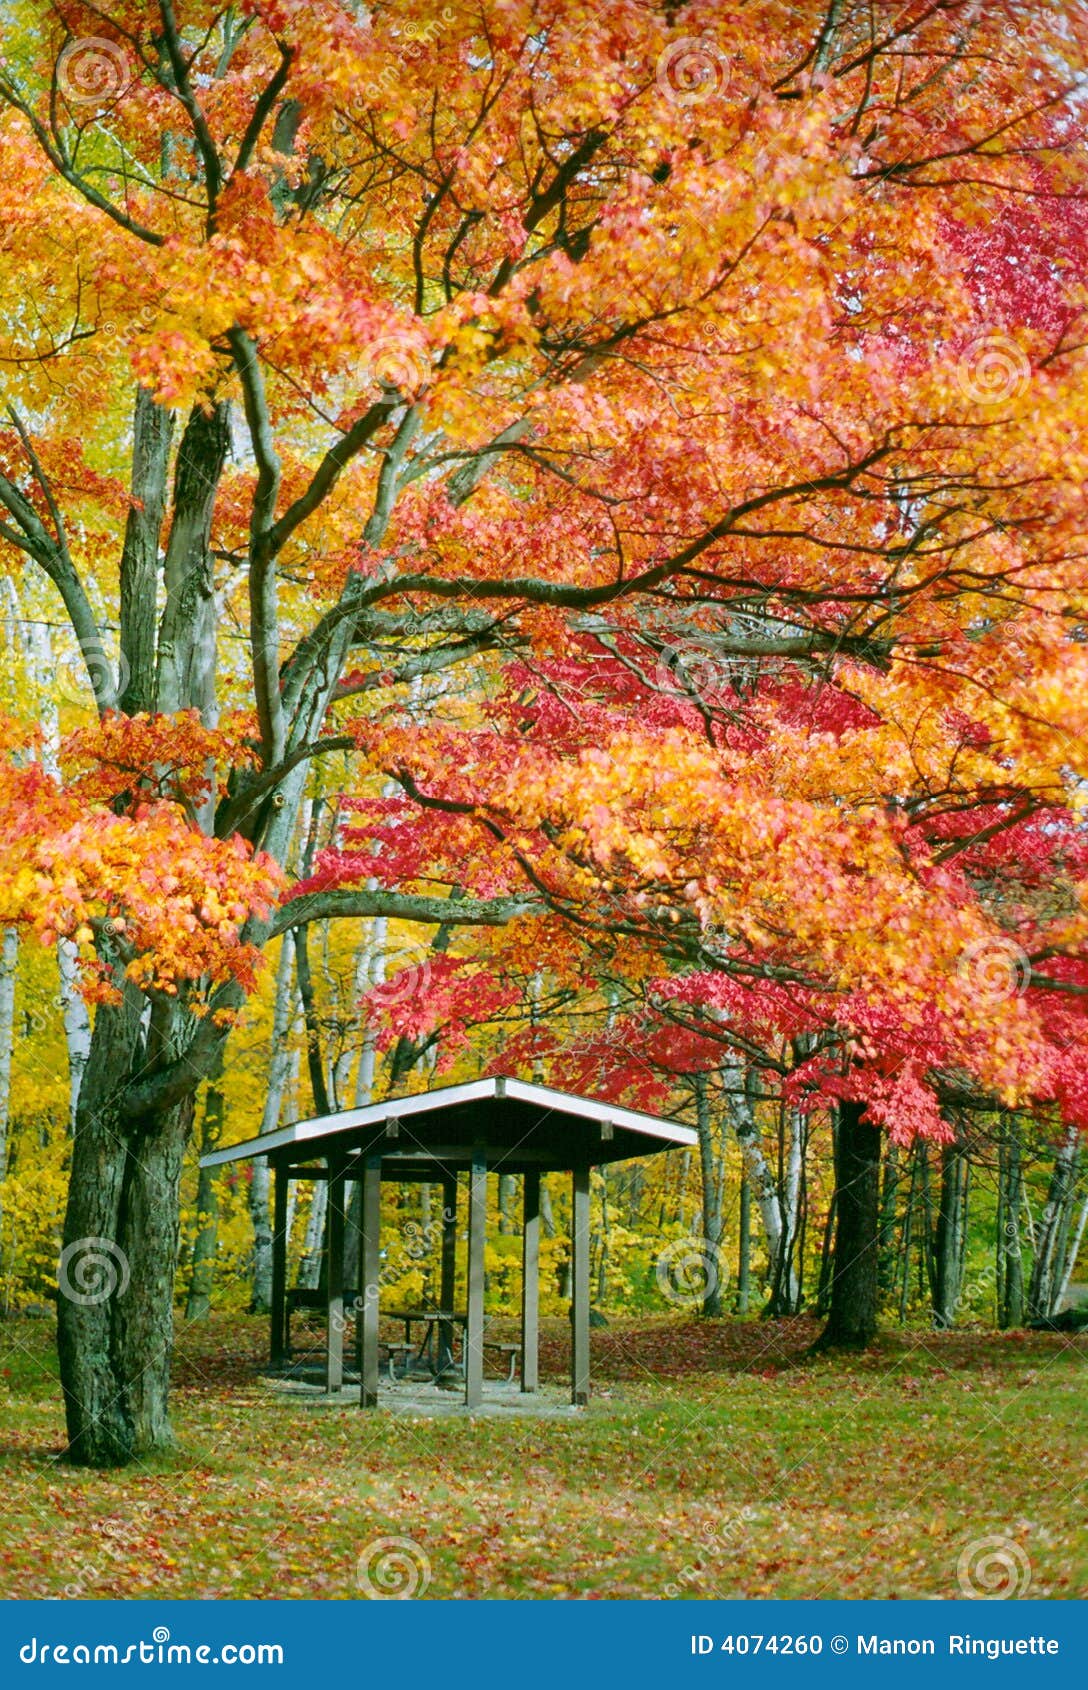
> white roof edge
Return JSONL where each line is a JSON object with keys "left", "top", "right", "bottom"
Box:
{"left": 200, "top": 1074, "right": 696, "bottom": 1168}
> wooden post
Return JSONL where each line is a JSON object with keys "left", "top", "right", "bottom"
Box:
{"left": 348, "top": 1172, "right": 363, "bottom": 1378}
{"left": 360, "top": 1154, "right": 382, "bottom": 1409}
{"left": 521, "top": 1170, "right": 540, "bottom": 1393}
{"left": 571, "top": 1164, "right": 591, "bottom": 1406}
{"left": 325, "top": 1156, "right": 346, "bottom": 1394}
{"left": 465, "top": 1152, "right": 486, "bottom": 1408}
{"left": 270, "top": 1161, "right": 288, "bottom": 1369}
{"left": 438, "top": 1173, "right": 457, "bottom": 1378}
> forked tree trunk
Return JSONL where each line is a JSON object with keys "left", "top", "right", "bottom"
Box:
{"left": 814, "top": 1100, "right": 881, "bottom": 1350}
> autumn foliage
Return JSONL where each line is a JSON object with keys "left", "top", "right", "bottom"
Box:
{"left": 1, "top": 0, "right": 1088, "bottom": 1457}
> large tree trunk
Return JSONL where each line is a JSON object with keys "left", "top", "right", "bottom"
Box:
{"left": 116, "top": 1091, "right": 194, "bottom": 1450}
{"left": 56, "top": 995, "right": 144, "bottom": 1466}
{"left": 814, "top": 1100, "right": 881, "bottom": 1350}
{"left": 56, "top": 987, "right": 209, "bottom": 1465}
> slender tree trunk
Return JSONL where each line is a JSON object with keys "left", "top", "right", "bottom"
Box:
{"left": 499, "top": 1173, "right": 517, "bottom": 1235}
{"left": 723, "top": 1058, "right": 797, "bottom": 1313}
{"left": 932, "top": 1137, "right": 967, "bottom": 1329}
{"left": 695, "top": 1073, "right": 723, "bottom": 1317}
{"left": 736, "top": 1168, "right": 752, "bottom": 1315}
{"left": 897, "top": 1146, "right": 919, "bottom": 1324}
{"left": 540, "top": 1177, "right": 556, "bottom": 1240}
{"left": 0, "top": 929, "right": 16, "bottom": 1168}
{"left": 997, "top": 1121, "right": 1025, "bottom": 1327}
{"left": 0, "top": 928, "right": 17, "bottom": 1270}
{"left": 1056, "top": 1189, "right": 1088, "bottom": 1311}
{"left": 28, "top": 623, "right": 92, "bottom": 1130}
{"left": 878, "top": 1145, "right": 899, "bottom": 1301}
{"left": 185, "top": 1088, "right": 224, "bottom": 1320}
{"left": 813, "top": 1100, "right": 881, "bottom": 1350}
{"left": 297, "top": 1183, "right": 328, "bottom": 1292}
{"left": 1028, "top": 1123, "right": 1081, "bottom": 1321}
{"left": 249, "top": 932, "right": 296, "bottom": 1313}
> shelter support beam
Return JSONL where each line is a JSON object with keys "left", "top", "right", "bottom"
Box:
{"left": 270, "top": 1162, "right": 288, "bottom": 1369}
{"left": 438, "top": 1173, "right": 457, "bottom": 1378}
{"left": 571, "top": 1164, "right": 591, "bottom": 1406}
{"left": 466, "top": 1153, "right": 487, "bottom": 1408}
{"left": 325, "top": 1156, "right": 346, "bottom": 1393}
{"left": 521, "top": 1170, "right": 540, "bottom": 1393}
{"left": 360, "top": 1154, "right": 381, "bottom": 1408}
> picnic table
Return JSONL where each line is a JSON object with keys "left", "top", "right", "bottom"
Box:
{"left": 385, "top": 1307, "right": 467, "bottom": 1380}
{"left": 384, "top": 1309, "right": 521, "bottom": 1383}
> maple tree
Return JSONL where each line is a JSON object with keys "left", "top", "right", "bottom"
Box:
{"left": 0, "top": 0, "right": 1086, "bottom": 1465}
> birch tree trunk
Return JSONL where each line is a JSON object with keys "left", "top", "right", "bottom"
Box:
{"left": 721, "top": 1057, "right": 798, "bottom": 1313}
{"left": 0, "top": 928, "right": 18, "bottom": 1274}
{"left": 27, "top": 623, "right": 91, "bottom": 1129}
{"left": 1029, "top": 1123, "right": 1082, "bottom": 1321}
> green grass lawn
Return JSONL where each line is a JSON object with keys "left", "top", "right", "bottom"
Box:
{"left": 1, "top": 1312, "right": 1084, "bottom": 1600}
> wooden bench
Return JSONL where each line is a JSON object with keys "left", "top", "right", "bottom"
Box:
{"left": 484, "top": 1341, "right": 520, "bottom": 1383}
